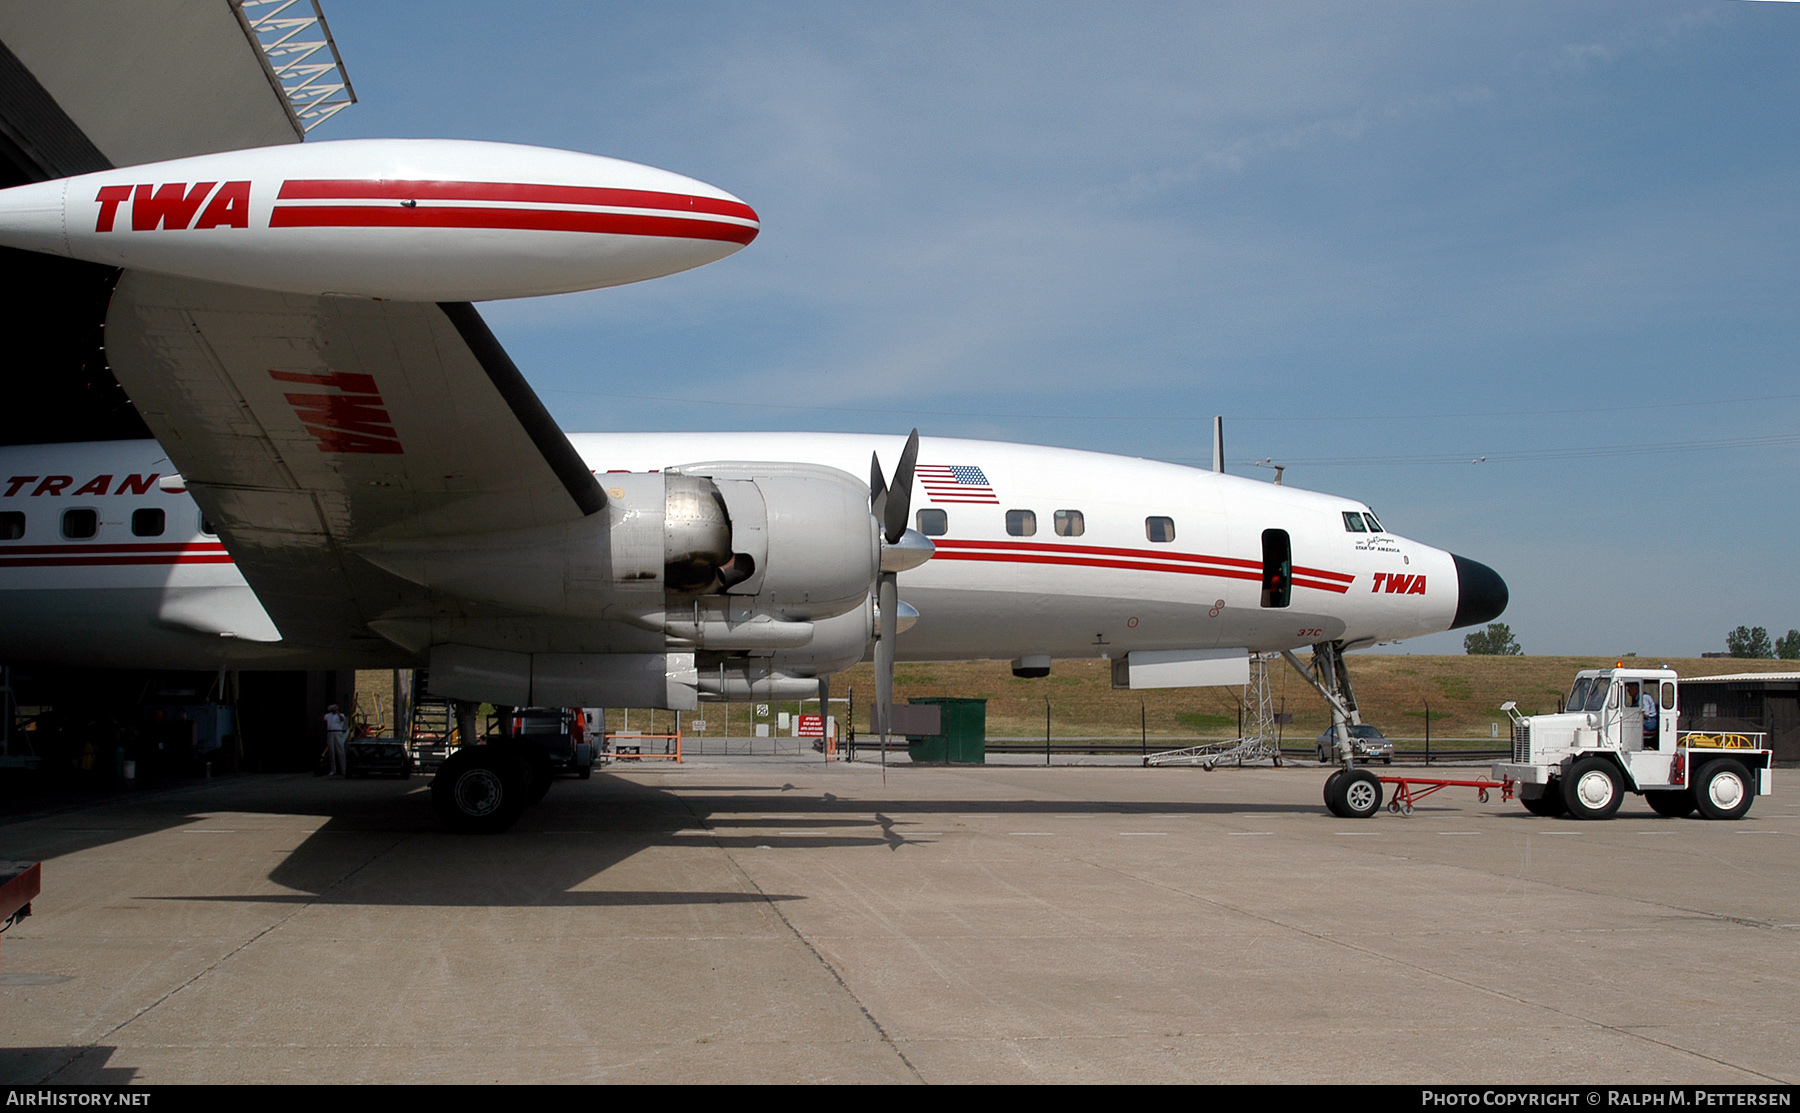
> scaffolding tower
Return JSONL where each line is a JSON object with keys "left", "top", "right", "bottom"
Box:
{"left": 1145, "top": 653, "right": 1284, "bottom": 769}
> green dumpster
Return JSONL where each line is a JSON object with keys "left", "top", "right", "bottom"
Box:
{"left": 905, "top": 697, "right": 986, "bottom": 764}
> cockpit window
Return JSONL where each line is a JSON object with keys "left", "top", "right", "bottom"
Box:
{"left": 1363, "top": 510, "right": 1383, "bottom": 533}
{"left": 1342, "top": 512, "right": 1367, "bottom": 533}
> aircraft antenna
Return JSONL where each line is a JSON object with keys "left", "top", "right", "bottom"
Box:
{"left": 1211, "top": 415, "right": 1224, "bottom": 473}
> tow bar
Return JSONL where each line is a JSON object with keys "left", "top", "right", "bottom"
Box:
{"left": 1380, "top": 775, "right": 1515, "bottom": 816}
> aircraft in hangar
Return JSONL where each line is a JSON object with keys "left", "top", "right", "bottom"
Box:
{"left": 0, "top": 10, "right": 1504, "bottom": 833}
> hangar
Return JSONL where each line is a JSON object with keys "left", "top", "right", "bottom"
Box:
{"left": 0, "top": 1, "right": 357, "bottom": 777}
{"left": 1680, "top": 672, "right": 1800, "bottom": 762}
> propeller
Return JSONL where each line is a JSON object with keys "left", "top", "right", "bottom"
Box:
{"left": 869, "top": 430, "right": 932, "bottom": 751}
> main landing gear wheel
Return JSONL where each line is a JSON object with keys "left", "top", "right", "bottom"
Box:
{"left": 1521, "top": 783, "right": 1569, "bottom": 817}
{"left": 1645, "top": 789, "right": 1696, "bottom": 818}
{"left": 1327, "top": 768, "right": 1382, "bottom": 819}
{"left": 1694, "top": 759, "right": 1754, "bottom": 821}
{"left": 432, "top": 746, "right": 526, "bottom": 834}
{"left": 1561, "top": 757, "right": 1623, "bottom": 821}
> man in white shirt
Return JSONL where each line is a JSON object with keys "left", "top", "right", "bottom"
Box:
{"left": 1639, "top": 684, "right": 1660, "bottom": 747}
{"left": 1622, "top": 681, "right": 1659, "bottom": 749}
{"left": 324, "top": 703, "right": 349, "bottom": 776}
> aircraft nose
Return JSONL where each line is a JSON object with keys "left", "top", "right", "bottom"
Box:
{"left": 1450, "top": 554, "right": 1508, "bottom": 629}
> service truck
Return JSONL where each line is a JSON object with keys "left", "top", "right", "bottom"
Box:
{"left": 1494, "top": 665, "right": 1772, "bottom": 820}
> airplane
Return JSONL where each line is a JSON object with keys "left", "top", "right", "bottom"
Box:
{"left": 0, "top": 138, "right": 1507, "bottom": 832}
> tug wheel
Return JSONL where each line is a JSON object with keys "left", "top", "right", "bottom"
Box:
{"left": 1694, "top": 760, "right": 1754, "bottom": 821}
{"left": 1562, "top": 758, "right": 1623, "bottom": 821}
{"left": 431, "top": 746, "right": 526, "bottom": 834}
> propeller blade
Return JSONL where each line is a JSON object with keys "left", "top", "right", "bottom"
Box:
{"left": 869, "top": 451, "right": 888, "bottom": 528}
{"left": 875, "top": 571, "right": 897, "bottom": 736}
{"left": 884, "top": 428, "right": 920, "bottom": 545}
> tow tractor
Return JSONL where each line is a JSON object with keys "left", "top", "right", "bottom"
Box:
{"left": 1495, "top": 665, "right": 1772, "bottom": 820}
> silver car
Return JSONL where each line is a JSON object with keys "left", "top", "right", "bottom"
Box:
{"left": 1316, "top": 724, "right": 1394, "bottom": 764}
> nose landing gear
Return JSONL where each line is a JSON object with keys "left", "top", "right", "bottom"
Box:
{"left": 1324, "top": 767, "right": 1384, "bottom": 818}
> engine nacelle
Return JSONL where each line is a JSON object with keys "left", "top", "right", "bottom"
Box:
{"left": 361, "top": 464, "right": 876, "bottom": 627}
{"left": 364, "top": 463, "right": 882, "bottom": 705}
{"left": 695, "top": 600, "right": 875, "bottom": 700}
{"left": 666, "top": 461, "right": 879, "bottom": 620}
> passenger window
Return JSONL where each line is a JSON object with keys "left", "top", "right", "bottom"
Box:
{"left": 1054, "top": 510, "right": 1084, "bottom": 537}
{"left": 1342, "top": 512, "right": 1366, "bottom": 532}
{"left": 1005, "top": 509, "right": 1036, "bottom": 537}
{"left": 916, "top": 508, "right": 947, "bottom": 536}
{"left": 62, "top": 508, "right": 98, "bottom": 540}
{"left": 0, "top": 512, "right": 21, "bottom": 540}
{"left": 199, "top": 515, "right": 216, "bottom": 537}
{"left": 132, "top": 508, "right": 166, "bottom": 537}
{"left": 1145, "top": 516, "right": 1175, "bottom": 543}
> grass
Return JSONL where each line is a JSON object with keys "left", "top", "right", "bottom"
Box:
{"left": 358, "top": 653, "right": 1797, "bottom": 742}
{"left": 1175, "top": 711, "right": 1240, "bottom": 733}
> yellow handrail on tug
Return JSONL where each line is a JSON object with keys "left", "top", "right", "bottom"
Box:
{"left": 1681, "top": 732, "right": 1756, "bottom": 750}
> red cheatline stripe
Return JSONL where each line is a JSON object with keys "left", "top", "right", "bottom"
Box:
{"left": 932, "top": 541, "right": 1356, "bottom": 591}
{"left": 0, "top": 543, "right": 227, "bottom": 555}
{"left": 933, "top": 538, "right": 1262, "bottom": 569}
{"left": 1291, "top": 577, "right": 1352, "bottom": 595}
{"left": 934, "top": 550, "right": 1265, "bottom": 582}
{"left": 937, "top": 550, "right": 1355, "bottom": 591}
{"left": 0, "top": 555, "right": 235, "bottom": 567}
{"left": 277, "top": 179, "right": 759, "bottom": 222}
{"left": 269, "top": 205, "right": 759, "bottom": 245}
{"left": 1293, "top": 564, "right": 1354, "bottom": 584}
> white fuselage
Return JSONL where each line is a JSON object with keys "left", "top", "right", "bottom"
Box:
{"left": 0, "top": 434, "right": 1463, "bottom": 671}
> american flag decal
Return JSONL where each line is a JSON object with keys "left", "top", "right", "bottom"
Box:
{"left": 918, "top": 464, "right": 999, "bottom": 504}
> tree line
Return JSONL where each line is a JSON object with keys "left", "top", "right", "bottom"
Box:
{"left": 1725, "top": 626, "right": 1800, "bottom": 660}
{"left": 1463, "top": 623, "right": 1800, "bottom": 659}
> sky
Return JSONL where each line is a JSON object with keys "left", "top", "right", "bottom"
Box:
{"left": 314, "top": 1, "right": 1800, "bottom": 657}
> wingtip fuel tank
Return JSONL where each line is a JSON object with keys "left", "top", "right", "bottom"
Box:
{"left": 0, "top": 138, "right": 759, "bottom": 301}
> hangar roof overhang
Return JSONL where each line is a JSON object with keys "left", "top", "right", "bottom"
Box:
{"left": 0, "top": 0, "right": 354, "bottom": 178}
{"left": 1679, "top": 673, "right": 1800, "bottom": 689}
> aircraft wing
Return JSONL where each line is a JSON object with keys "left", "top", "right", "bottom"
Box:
{"left": 103, "top": 269, "right": 606, "bottom": 656}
